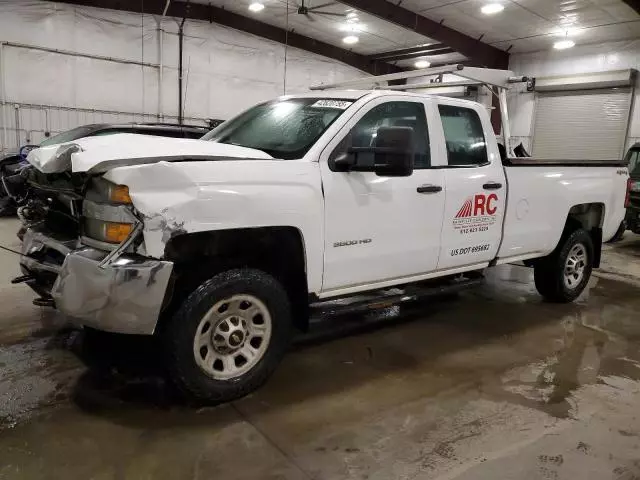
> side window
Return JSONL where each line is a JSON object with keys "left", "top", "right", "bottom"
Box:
{"left": 438, "top": 104, "right": 488, "bottom": 166}
{"left": 331, "top": 101, "right": 431, "bottom": 169}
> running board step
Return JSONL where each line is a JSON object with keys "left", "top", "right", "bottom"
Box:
{"left": 310, "top": 277, "right": 483, "bottom": 318}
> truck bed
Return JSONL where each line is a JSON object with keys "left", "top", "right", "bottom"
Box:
{"left": 497, "top": 160, "right": 628, "bottom": 263}
{"left": 504, "top": 157, "right": 628, "bottom": 167}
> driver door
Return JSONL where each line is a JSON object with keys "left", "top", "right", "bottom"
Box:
{"left": 319, "top": 97, "right": 446, "bottom": 294}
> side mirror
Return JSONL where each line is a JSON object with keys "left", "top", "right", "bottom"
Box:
{"left": 371, "top": 126, "right": 415, "bottom": 177}
{"left": 333, "top": 127, "right": 415, "bottom": 177}
{"left": 333, "top": 151, "right": 356, "bottom": 172}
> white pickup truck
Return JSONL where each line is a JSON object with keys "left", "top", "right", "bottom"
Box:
{"left": 17, "top": 68, "right": 628, "bottom": 402}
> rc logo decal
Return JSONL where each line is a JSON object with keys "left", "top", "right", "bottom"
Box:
{"left": 453, "top": 193, "right": 498, "bottom": 234}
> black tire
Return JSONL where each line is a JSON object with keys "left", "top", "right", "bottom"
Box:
{"left": 163, "top": 268, "right": 292, "bottom": 403}
{"left": 534, "top": 228, "right": 594, "bottom": 303}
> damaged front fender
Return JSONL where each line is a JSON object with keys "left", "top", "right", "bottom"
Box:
{"left": 144, "top": 210, "right": 188, "bottom": 246}
{"left": 27, "top": 143, "right": 82, "bottom": 174}
{"left": 101, "top": 157, "right": 325, "bottom": 292}
{"left": 103, "top": 161, "right": 209, "bottom": 258}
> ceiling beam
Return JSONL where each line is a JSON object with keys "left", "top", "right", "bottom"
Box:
{"left": 381, "top": 48, "right": 456, "bottom": 62}
{"left": 370, "top": 46, "right": 456, "bottom": 62}
{"left": 621, "top": 0, "right": 640, "bottom": 14}
{"left": 51, "top": 0, "right": 402, "bottom": 76}
{"left": 370, "top": 43, "right": 448, "bottom": 59}
{"left": 337, "top": 0, "right": 509, "bottom": 68}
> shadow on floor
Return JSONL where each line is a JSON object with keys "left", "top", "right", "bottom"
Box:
{"left": 66, "top": 285, "right": 584, "bottom": 429}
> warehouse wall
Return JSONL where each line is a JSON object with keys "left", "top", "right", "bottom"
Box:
{"left": 507, "top": 39, "right": 640, "bottom": 153}
{"left": 0, "top": 0, "right": 364, "bottom": 152}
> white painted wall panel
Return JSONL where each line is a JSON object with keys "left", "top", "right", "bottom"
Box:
{"left": 0, "top": 1, "right": 156, "bottom": 62}
{"left": 509, "top": 40, "right": 640, "bottom": 77}
{"left": 0, "top": 1, "right": 364, "bottom": 152}
{"left": 4, "top": 47, "right": 77, "bottom": 107}
{"left": 508, "top": 40, "right": 640, "bottom": 154}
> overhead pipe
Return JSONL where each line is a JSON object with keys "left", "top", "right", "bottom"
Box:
{"left": 14, "top": 105, "right": 20, "bottom": 150}
{"left": 0, "top": 42, "right": 7, "bottom": 153}
{"left": 2, "top": 41, "right": 158, "bottom": 68}
{"left": 156, "top": 0, "right": 171, "bottom": 121}
{"left": 162, "top": 0, "right": 171, "bottom": 16}
{"left": 157, "top": 21, "right": 163, "bottom": 121}
{"left": 178, "top": 16, "right": 186, "bottom": 125}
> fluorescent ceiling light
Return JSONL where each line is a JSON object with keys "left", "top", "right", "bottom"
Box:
{"left": 248, "top": 2, "right": 265, "bottom": 12}
{"left": 343, "top": 35, "right": 359, "bottom": 44}
{"left": 554, "top": 28, "right": 582, "bottom": 37}
{"left": 554, "top": 39, "right": 575, "bottom": 50}
{"left": 559, "top": 14, "right": 578, "bottom": 25}
{"left": 415, "top": 60, "right": 431, "bottom": 68}
{"left": 340, "top": 23, "right": 365, "bottom": 32}
{"left": 481, "top": 3, "right": 504, "bottom": 14}
{"left": 346, "top": 11, "right": 358, "bottom": 18}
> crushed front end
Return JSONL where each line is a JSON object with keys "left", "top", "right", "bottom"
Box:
{"left": 17, "top": 167, "right": 173, "bottom": 335}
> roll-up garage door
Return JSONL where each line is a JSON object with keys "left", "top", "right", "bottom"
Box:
{"left": 532, "top": 88, "right": 632, "bottom": 160}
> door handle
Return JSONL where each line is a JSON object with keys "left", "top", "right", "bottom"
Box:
{"left": 417, "top": 185, "right": 443, "bottom": 194}
{"left": 483, "top": 182, "right": 503, "bottom": 190}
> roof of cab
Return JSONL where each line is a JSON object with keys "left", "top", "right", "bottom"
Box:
{"left": 277, "top": 90, "right": 371, "bottom": 100}
{"left": 279, "top": 90, "right": 481, "bottom": 108}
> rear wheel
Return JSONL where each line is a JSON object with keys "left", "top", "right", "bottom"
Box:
{"left": 534, "top": 228, "right": 594, "bottom": 303}
{"left": 163, "top": 268, "right": 292, "bottom": 403}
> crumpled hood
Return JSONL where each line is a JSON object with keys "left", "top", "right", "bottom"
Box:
{"left": 26, "top": 133, "right": 274, "bottom": 174}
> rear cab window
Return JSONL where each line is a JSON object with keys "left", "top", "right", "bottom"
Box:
{"left": 438, "top": 104, "right": 488, "bottom": 167}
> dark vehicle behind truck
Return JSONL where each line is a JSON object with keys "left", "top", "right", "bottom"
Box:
{"left": 0, "top": 122, "right": 210, "bottom": 217}
{"left": 625, "top": 143, "right": 640, "bottom": 234}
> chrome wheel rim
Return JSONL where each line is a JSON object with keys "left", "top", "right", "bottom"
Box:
{"left": 193, "top": 294, "right": 272, "bottom": 380}
{"left": 563, "top": 243, "right": 587, "bottom": 290}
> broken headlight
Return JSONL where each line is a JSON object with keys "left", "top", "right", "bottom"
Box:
{"left": 83, "top": 218, "right": 134, "bottom": 244}
{"left": 82, "top": 178, "right": 136, "bottom": 245}
{"left": 86, "top": 177, "right": 132, "bottom": 204}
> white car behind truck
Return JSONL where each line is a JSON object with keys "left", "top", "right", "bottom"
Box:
{"left": 16, "top": 66, "right": 628, "bottom": 402}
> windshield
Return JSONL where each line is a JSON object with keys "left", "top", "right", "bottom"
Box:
{"left": 626, "top": 148, "right": 640, "bottom": 177}
{"left": 38, "top": 125, "right": 102, "bottom": 147}
{"left": 202, "top": 98, "right": 355, "bottom": 159}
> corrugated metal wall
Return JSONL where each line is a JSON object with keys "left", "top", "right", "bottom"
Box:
{"left": 0, "top": 102, "right": 207, "bottom": 151}
{"left": 0, "top": 2, "right": 364, "bottom": 153}
{"left": 508, "top": 42, "right": 640, "bottom": 156}
{"left": 531, "top": 88, "right": 633, "bottom": 161}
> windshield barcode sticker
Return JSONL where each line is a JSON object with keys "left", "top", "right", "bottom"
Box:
{"left": 311, "top": 100, "right": 353, "bottom": 109}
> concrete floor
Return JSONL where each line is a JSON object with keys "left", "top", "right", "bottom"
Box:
{"left": 1, "top": 217, "right": 640, "bottom": 480}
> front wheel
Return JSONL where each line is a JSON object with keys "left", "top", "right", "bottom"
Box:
{"left": 534, "top": 228, "right": 594, "bottom": 303}
{"left": 163, "top": 268, "right": 292, "bottom": 403}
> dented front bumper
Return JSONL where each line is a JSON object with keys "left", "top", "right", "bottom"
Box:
{"left": 20, "top": 229, "right": 173, "bottom": 335}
